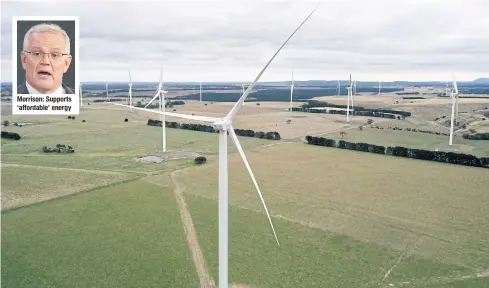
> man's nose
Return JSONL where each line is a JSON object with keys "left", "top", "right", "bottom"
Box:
{"left": 40, "top": 53, "right": 51, "bottom": 65}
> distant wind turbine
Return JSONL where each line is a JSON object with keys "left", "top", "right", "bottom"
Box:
{"left": 378, "top": 80, "right": 382, "bottom": 94}
{"left": 144, "top": 65, "right": 168, "bottom": 152}
{"left": 128, "top": 69, "right": 133, "bottom": 112}
{"left": 337, "top": 80, "right": 340, "bottom": 96}
{"left": 289, "top": 69, "right": 294, "bottom": 111}
{"left": 449, "top": 73, "right": 459, "bottom": 146}
{"left": 80, "top": 83, "right": 83, "bottom": 106}
{"left": 346, "top": 74, "right": 352, "bottom": 122}
{"left": 200, "top": 82, "right": 202, "bottom": 103}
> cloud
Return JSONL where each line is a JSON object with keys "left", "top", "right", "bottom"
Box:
{"left": 1, "top": 0, "right": 488, "bottom": 82}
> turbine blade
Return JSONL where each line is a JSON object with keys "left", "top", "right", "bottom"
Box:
{"left": 128, "top": 69, "right": 132, "bottom": 83}
{"left": 452, "top": 73, "right": 458, "bottom": 95}
{"left": 227, "top": 125, "right": 280, "bottom": 246}
{"left": 224, "top": 3, "right": 321, "bottom": 122}
{"left": 144, "top": 92, "right": 160, "bottom": 108}
{"left": 112, "top": 103, "right": 220, "bottom": 123}
{"left": 159, "top": 64, "right": 163, "bottom": 85}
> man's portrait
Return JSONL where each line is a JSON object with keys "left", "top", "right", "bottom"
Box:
{"left": 15, "top": 19, "right": 77, "bottom": 95}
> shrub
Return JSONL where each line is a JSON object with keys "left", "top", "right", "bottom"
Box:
{"left": 124, "top": 118, "right": 128, "bottom": 122}
{"left": 392, "top": 146, "right": 408, "bottom": 157}
{"left": 195, "top": 156, "right": 207, "bottom": 165}
{"left": 1, "top": 131, "right": 21, "bottom": 140}
{"left": 82, "top": 120, "right": 86, "bottom": 122}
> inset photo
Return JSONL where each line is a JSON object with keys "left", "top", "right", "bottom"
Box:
{"left": 12, "top": 16, "right": 79, "bottom": 115}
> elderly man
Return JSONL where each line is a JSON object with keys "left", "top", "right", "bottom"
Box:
{"left": 17, "top": 23, "right": 74, "bottom": 94}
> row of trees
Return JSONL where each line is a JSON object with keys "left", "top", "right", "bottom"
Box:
{"left": 134, "top": 100, "right": 185, "bottom": 109}
{"left": 93, "top": 98, "right": 125, "bottom": 103}
{"left": 368, "top": 125, "right": 450, "bottom": 137}
{"left": 298, "top": 100, "right": 412, "bottom": 117}
{"left": 305, "top": 136, "right": 489, "bottom": 168}
{"left": 40, "top": 144, "right": 74, "bottom": 153}
{"left": 462, "top": 132, "right": 489, "bottom": 140}
{"left": 147, "top": 119, "right": 281, "bottom": 140}
{"left": 401, "top": 96, "right": 425, "bottom": 99}
{"left": 292, "top": 107, "right": 405, "bottom": 119}
{"left": 1, "top": 131, "right": 21, "bottom": 140}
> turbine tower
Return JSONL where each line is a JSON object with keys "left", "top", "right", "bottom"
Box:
{"left": 351, "top": 79, "right": 355, "bottom": 112}
{"left": 200, "top": 82, "right": 202, "bottom": 103}
{"left": 449, "top": 74, "right": 459, "bottom": 146}
{"left": 112, "top": 4, "right": 319, "bottom": 287}
{"left": 289, "top": 69, "right": 294, "bottom": 111}
{"left": 80, "top": 83, "right": 83, "bottom": 106}
{"left": 144, "top": 65, "right": 168, "bottom": 152}
{"left": 241, "top": 84, "right": 246, "bottom": 106}
{"left": 346, "top": 74, "right": 352, "bottom": 122}
{"left": 105, "top": 81, "right": 109, "bottom": 101}
{"left": 337, "top": 80, "right": 340, "bottom": 96}
{"left": 378, "top": 80, "right": 382, "bottom": 94}
{"left": 128, "top": 69, "right": 133, "bottom": 112}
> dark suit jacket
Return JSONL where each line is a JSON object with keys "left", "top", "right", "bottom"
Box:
{"left": 17, "top": 82, "right": 75, "bottom": 94}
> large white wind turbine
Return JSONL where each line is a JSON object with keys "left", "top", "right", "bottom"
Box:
{"left": 111, "top": 5, "right": 319, "bottom": 287}
{"left": 144, "top": 66, "right": 168, "bottom": 152}
{"left": 449, "top": 74, "right": 459, "bottom": 146}
{"left": 289, "top": 69, "right": 294, "bottom": 111}
{"left": 128, "top": 69, "right": 133, "bottom": 112}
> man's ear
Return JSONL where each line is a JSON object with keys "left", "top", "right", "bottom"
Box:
{"left": 63, "top": 55, "right": 72, "bottom": 73}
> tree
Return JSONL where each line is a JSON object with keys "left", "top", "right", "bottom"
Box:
{"left": 358, "top": 126, "right": 363, "bottom": 131}
{"left": 340, "top": 131, "right": 347, "bottom": 138}
{"left": 195, "top": 156, "right": 207, "bottom": 165}
{"left": 3, "top": 120, "right": 9, "bottom": 126}
{"left": 367, "top": 119, "right": 374, "bottom": 125}
{"left": 469, "top": 128, "right": 477, "bottom": 134}
{"left": 124, "top": 118, "right": 128, "bottom": 122}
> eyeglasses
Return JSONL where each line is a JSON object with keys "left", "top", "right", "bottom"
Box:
{"left": 23, "top": 50, "right": 68, "bottom": 61}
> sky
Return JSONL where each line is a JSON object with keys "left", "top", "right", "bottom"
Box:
{"left": 1, "top": 0, "right": 489, "bottom": 83}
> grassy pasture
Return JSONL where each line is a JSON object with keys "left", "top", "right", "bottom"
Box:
{"left": 1, "top": 164, "right": 134, "bottom": 210}
{"left": 1, "top": 180, "right": 199, "bottom": 288}
{"left": 1, "top": 104, "right": 270, "bottom": 173}
{"left": 187, "top": 194, "right": 485, "bottom": 288}
{"left": 179, "top": 143, "right": 489, "bottom": 272}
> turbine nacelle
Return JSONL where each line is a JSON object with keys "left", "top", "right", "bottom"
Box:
{"left": 212, "top": 119, "right": 231, "bottom": 131}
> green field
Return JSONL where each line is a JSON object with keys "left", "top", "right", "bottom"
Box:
{"left": 2, "top": 103, "right": 489, "bottom": 287}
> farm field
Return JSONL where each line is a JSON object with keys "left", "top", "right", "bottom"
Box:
{"left": 1, "top": 99, "right": 489, "bottom": 287}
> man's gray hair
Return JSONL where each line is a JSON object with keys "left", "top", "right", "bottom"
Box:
{"left": 23, "top": 23, "right": 70, "bottom": 55}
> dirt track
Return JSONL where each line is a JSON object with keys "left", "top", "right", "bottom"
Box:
{"left": 169, "top": 170, "right": 216, "bottom": 288}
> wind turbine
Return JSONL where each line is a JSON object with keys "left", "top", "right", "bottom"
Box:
{"left": 337, "top": 80, "right": 340, "bottom": 96}
{"left": 289, "top": 69, "right": 294, "bottom": 111}
{"left": 378, "top": 80, "right": 382, "bottom": 94}
{"left": 241, "top": 84, "right": 246, "bottom": 106}
{"left": 80, "top": 83, "right": 83, "bottom": 106}
{"left": 111, "top": 5, "right": 319, "bottom": 287}
{"left": 128, "top": 69, "right": 133, "bottom": 112}
{"left": 351, "top": 79, "right": 355, "bottom": 112}
{"left": 449, "top": 74, "right": 459, "bottom": 146}
{"left": 200, "top": 82, "right": 202, "bottom": 103}
{"left": 346, "top": 74, "right": 352, "bottom": 122}
{"left": 144, "top": 65, "right": 168, "bottom": 152}
{"left": 105, "top": 81, "right": 109, "bottom": 101}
